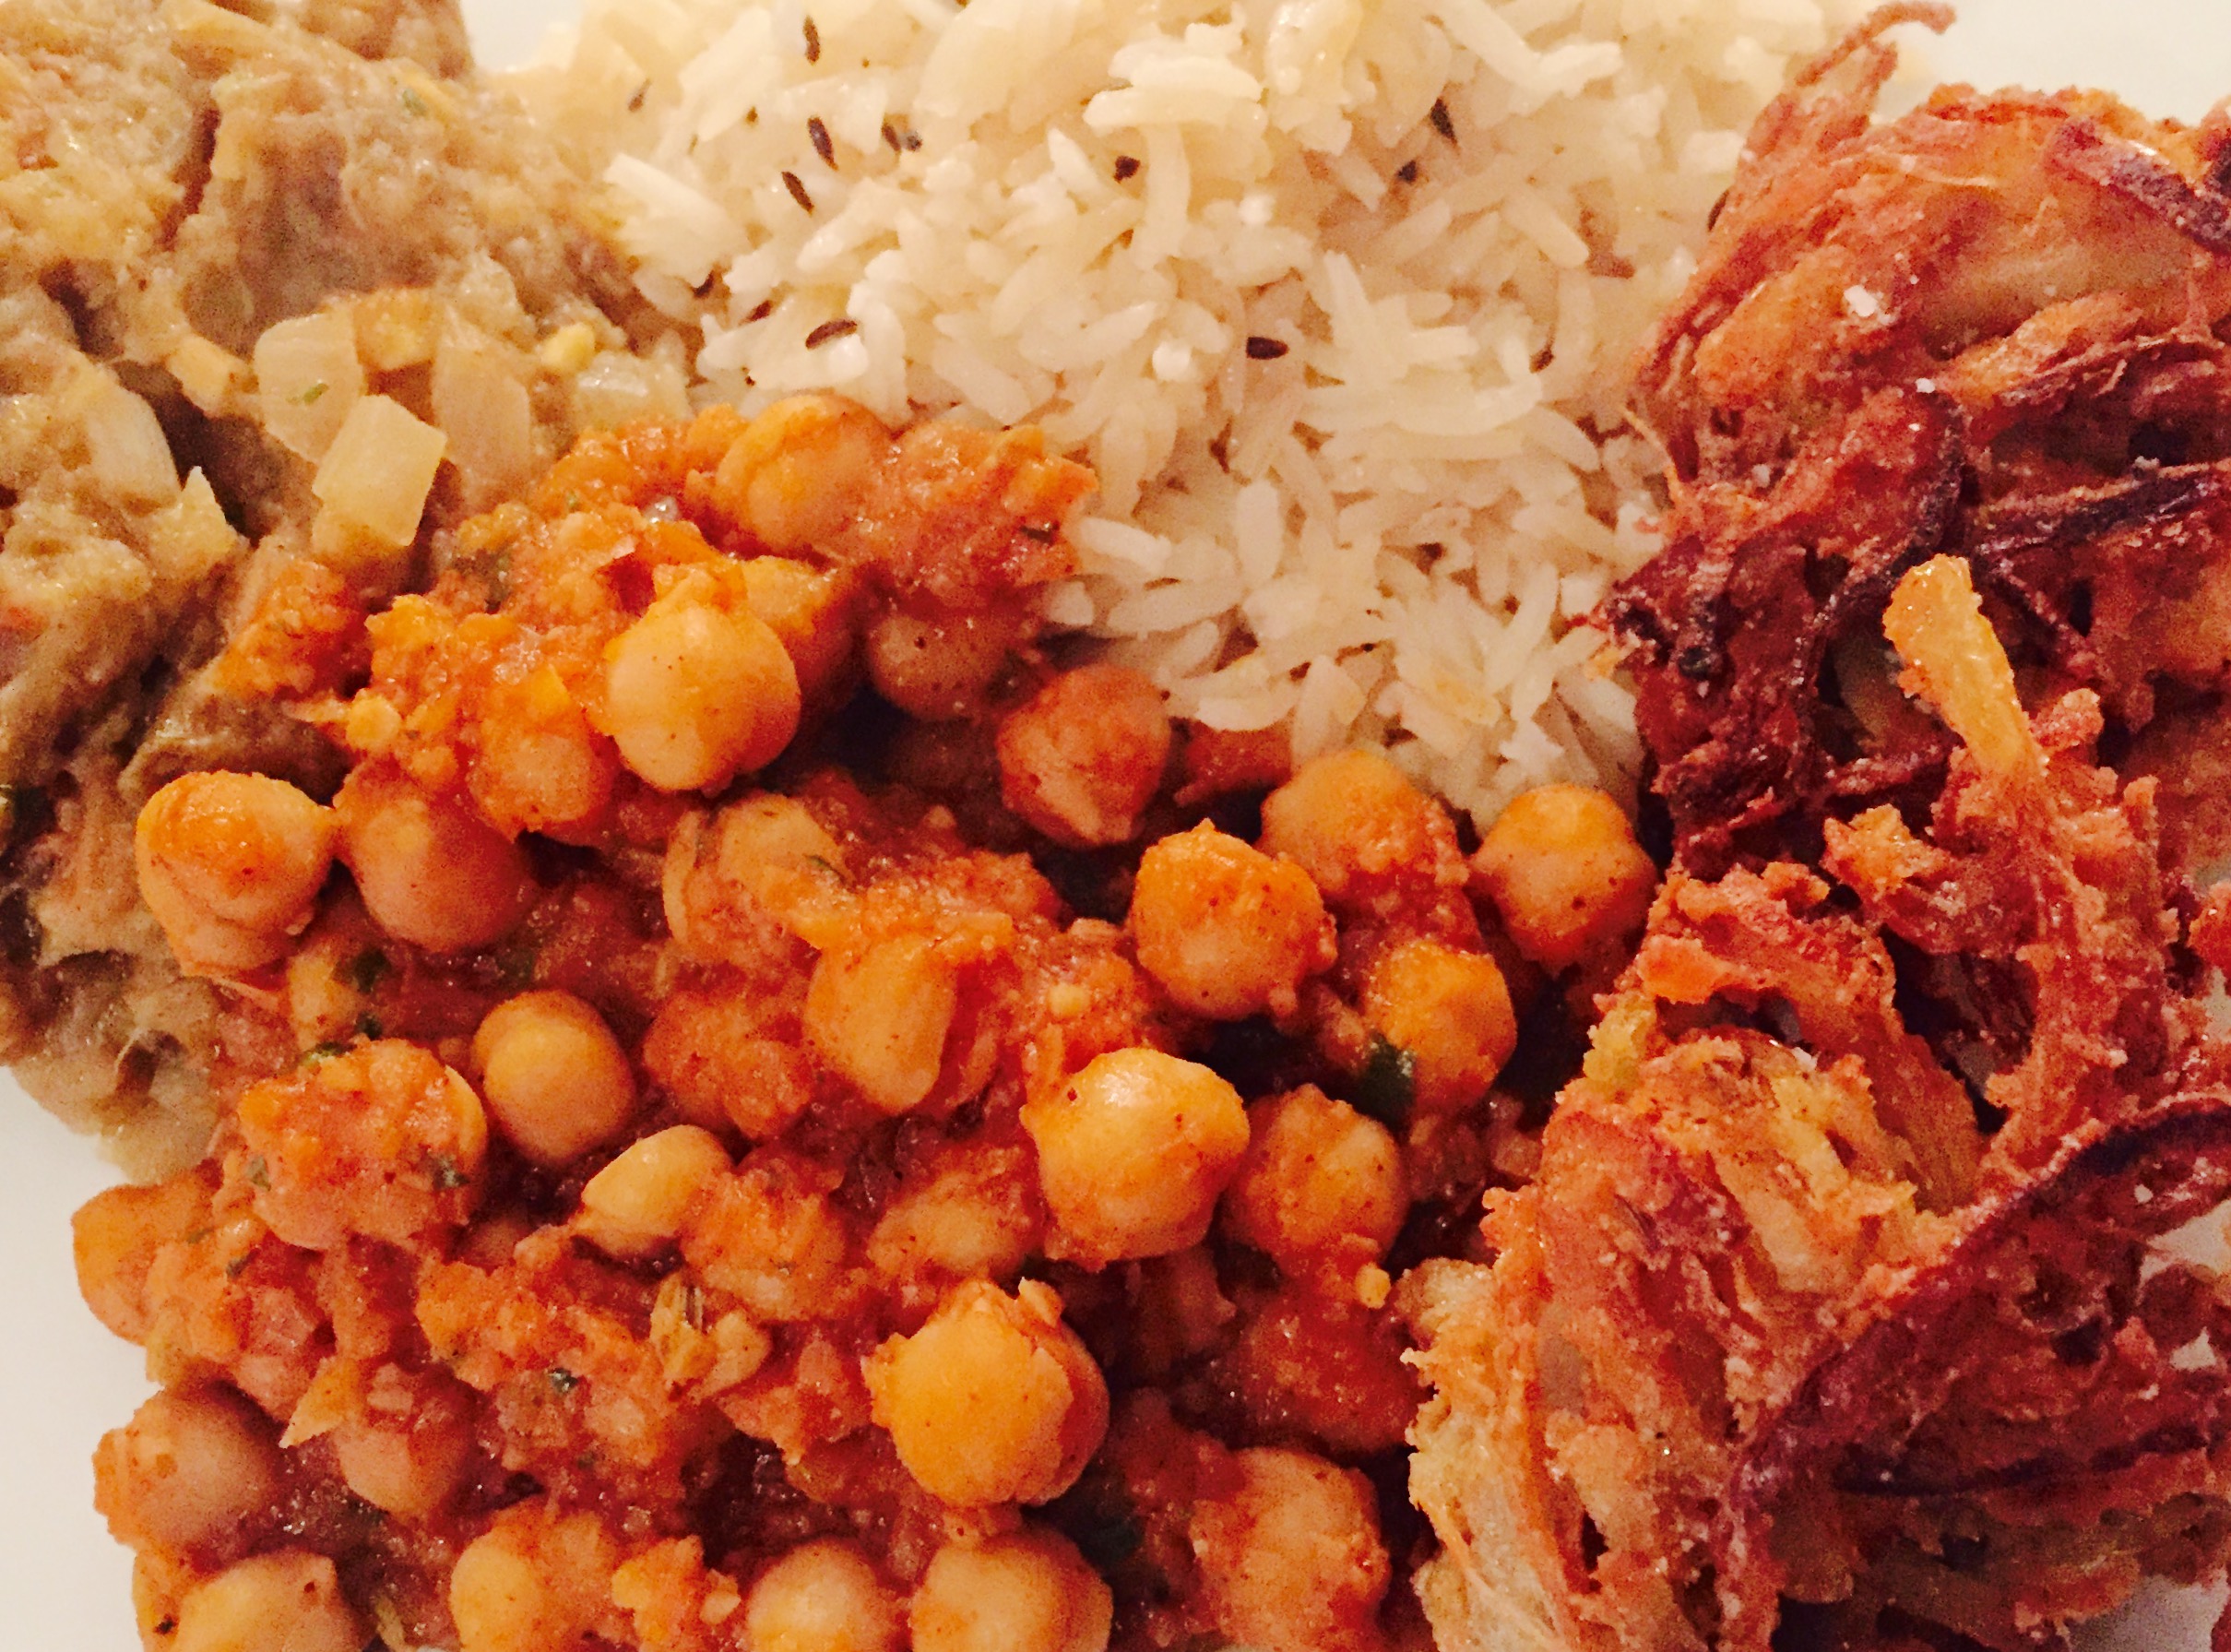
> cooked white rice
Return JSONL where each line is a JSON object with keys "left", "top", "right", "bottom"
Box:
{"left": 509, "top": 0, "right": 1862, "bottom": 827}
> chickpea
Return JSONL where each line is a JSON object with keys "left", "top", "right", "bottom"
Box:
{"left": 648, "top": 1272, "right": 773, "bottom": 1391}
{"left": 1189, "top": 1448, "right": 1391, "bottom": 1652}
{"left": 713, "top": 394, "right": 890, "bottom": 554}
{"left": 334, "top": 763, "right": 534, "bottom": 953}
{"left": 1359, "top": 937, "right": 1516, "bottom": 1114}
{"left": 602, "top": 583, "right": 801, "bottom": 791}
{"left": 1180, "top": 721, "right": 1293, "bottom": 802}
{"left": 577, "top": 1124, "right": 733, "bottom": 1260}
{"left": 996, "top": 665, "right": 1172, "bottom": 849}
{"left": 804, "top": 933, "right": 958, "bottom": 1115}
{"left": 1128, "top": 1246, "right": 1238, "bottom": 1378}
{"left": 281, "top": 906, "right": 388, "bottom": 1051}
{"left": 864, "top": 1278, "right": 1108, "bottom": 1506}
{"left": 73, "top": 1167, "right": 216, "bottom": 1344}
{"left": 171, "top": 1551, "right": 364, "bottom": 1652}
{"left": 663, "top": 793, "right": 849, "bottom": 961}
{"left": 866, "top": 1137, "right": 1042, "bottom": 1286}
{"left": 95, "top": 1386, "right": 279, "bottom": 1559}
{"left": 1216, "top": 1285, "right": 1419, "bottom": 1456}
{"left": 1128, "top": 824, "right": 1335, "bottom": 1020}
{"left": 450, "top": 1503, "right": 617, "bottom": 1652}
{"left": 611, "top": 1539, "right": 748, "bottom": 1652}
{"left": 1222, "top": 1087, "right": 1405, "bottom": 1277}
{"left": 236, "top": 1040, "right": 488, "bottom": 1251}
{"left": 470, "top": 990, "right": 638, "bottom": 1168}
{"left": 1021, "top": 1048, "right": 1251, "bottom": 1266}
{"left": 135, "top": 771, "right": 336, "bottom": 975}
{"left": 682, "top": 1147, "right": 854, "bottom": 1322}
{"left": 471, "top": 666, "right": 614, "bottom": 837}
{"left": 329, "top": 1371, "right": 476, "bottom": 1519}
{"left": 642, "top": 986, "right": 815, "bottom": 1139}
{"left": 1471, "top": 782, "right": 1655, "bottom": 972}
{"left": 460, "top": 1209, "right": 537, "bottom": 1269}
{"left": 1259, "top": 747, "right": 1466, "bottom": 923}
{"left": 743, "top": 555, "right": 864, "bottom": 707}
{"left": 742, "top": 1539, "right": 903, "bottom": 1652}
{"left": 866, "top": 605, "right": 1024, "bottom": 721}
{"left": 910, "top": 1530, "right": 1113, "bottom": 1652}
{"left": 709, "top": 793, "right": 847, "bottom": 890}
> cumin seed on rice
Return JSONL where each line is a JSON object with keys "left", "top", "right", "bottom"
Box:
{"left": 544, "top": 0, "right": 1869, "bottom": 830}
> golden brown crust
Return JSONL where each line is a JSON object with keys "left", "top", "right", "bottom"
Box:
{"left": 1608, "top": 5, "right": 2231, "bottom": 881}
{"left": 1415, "top": 14, "right": 2231, "bottom": 1642}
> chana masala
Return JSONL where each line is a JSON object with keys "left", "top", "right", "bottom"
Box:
{"left": 81, "top": 396, "right": 1656, "bottom": 1652}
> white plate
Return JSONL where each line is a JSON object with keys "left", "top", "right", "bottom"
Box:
{"left": 6, "top": 3, "right": 2229, "bottom": 1646}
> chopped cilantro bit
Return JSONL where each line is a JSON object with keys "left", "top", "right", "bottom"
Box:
{"left": 1074, "top": 1512, "right": 1143, "bottom": 1570}
{"left": 243, "top": 1154, "right": 269, "bottom": 1189}
{"left": 462, "top": 547, "right": 514, "bottom": 607}
{"left": 546, "top": 1366, "right": 582, "bottom": 1396}
{"left": 297, "top": 381, "right": 327, "bottom": 405}
{"left": 302, "top": 1040, "right": 349, "bottom": 1067}
{"left": 1352, "top": 1034, "right": 1417, "bottom": 1126}
{"left": 344, "top": 947, "right": 391, "bottom": 994}
{"left": 223, "top": 1251, "right": 252, "bottom": 1279}
{"left": 430, "top": 1154, "right": 468, "bottom": 1191}
{"left": 399, "top": 87, "right": 428, "bottom": 117}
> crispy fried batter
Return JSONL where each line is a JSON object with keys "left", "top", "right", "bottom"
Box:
{"left": 1491, "top": 49, "right": 2231, "bottom": 1648}
{"left": 1428, "top": 31, "right": 2231, "bottom": 1643}
{"left": 1608, "top": 6, "right": 2231, "bottom": 880}
{"left": 1416, "top": 30, "right": 2231, "bottom": 1628}
{"left": 1412, "top": 569, "right": 2231, "bottom": 1646}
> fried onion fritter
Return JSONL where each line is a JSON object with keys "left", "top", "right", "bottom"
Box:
{"left": 1414, "top": 557, "right": 2231, "bottom": 1652}
{"left": 1410, "top": 13, "right": 2231, "bottom": 1645}
{"left": 1607, "top": 4, "right": 2231, "bottom": 882}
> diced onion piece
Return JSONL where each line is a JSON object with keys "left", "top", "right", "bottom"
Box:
{"left": 539, "top": 323, "right": 598, "bottom": 374}
{"left": 433, "top": 327, "right": 534, "bottom": 508}
{"left": 572, "top": 349, "right": 690, "bottom": 430}
{"left": 255, "top": 311, "right": 365, "bottom": 460}
{"left": 67, "top": 373, "right": 178, "bottom": 505}
{"left": 313, "top": 396, "right": 447, "bottom": 548}
{"left": 166, "top": 337, "right": 245, "bottom": 416}
{"left": 147, "top": 470, "right": 243, "bottom": 583}
{"left": 351, "top": 289, "right": 438, "bottom": 372}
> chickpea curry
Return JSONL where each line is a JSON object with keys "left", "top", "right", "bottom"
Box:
{"left": 80, "top": 395, "right": 1657, "bottom": 1652}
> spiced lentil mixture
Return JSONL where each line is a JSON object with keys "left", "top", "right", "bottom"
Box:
{"left": 85, "top": 394, "right": 1658, "bottom": 1652}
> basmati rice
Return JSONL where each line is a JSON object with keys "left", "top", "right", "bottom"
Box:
{"left": 508, "top": 0, "right": 1865, "bottom": 828}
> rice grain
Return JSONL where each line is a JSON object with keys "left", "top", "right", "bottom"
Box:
{"left": 513, "top": 0, "right": 1869, "bottom": 827}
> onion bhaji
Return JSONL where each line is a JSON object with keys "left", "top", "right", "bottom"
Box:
{"left": 1412, "top": 14, "right": 2231, "bottom": 1652}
